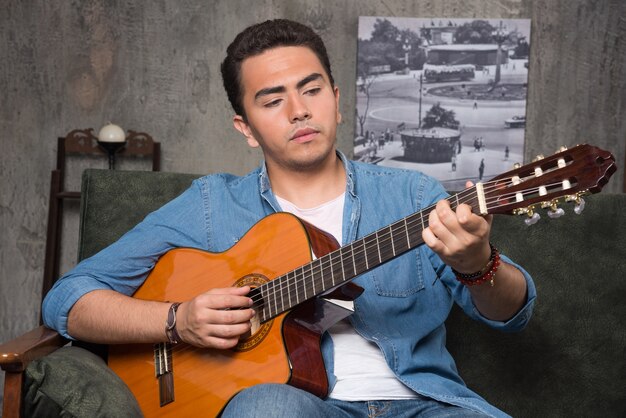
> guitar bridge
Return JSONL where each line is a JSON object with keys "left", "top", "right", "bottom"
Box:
{"left": 154, "top": 342, "right": 175, "bottom": 406}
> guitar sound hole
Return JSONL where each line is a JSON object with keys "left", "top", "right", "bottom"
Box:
{"left": 233, "top": 274, "right": 273, "bottom": 352}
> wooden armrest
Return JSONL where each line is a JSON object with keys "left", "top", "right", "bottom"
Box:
{"left": 0, "top": 326, "right": 68, "bottom": 372}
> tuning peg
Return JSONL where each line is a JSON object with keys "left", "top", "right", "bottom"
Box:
{"left": 532, "top": 154, "right": 545, "bottom": 162}
{"left": 548, "top": 207, "right": 565, "bottom": 219}
{"left": 546, "top": 201, "right": 565, "bottom": 219}
{"left": 524, "top": 211, "right": 541, "bottom": 226}
{"left": 574, "top": 197, "right": 586, "bottom": 215}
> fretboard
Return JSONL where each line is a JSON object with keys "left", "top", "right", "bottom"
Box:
{"left": 251, "top": 188, "right": 480, "bottom": 323}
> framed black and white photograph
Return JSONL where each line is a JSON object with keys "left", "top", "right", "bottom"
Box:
{"left": 354, "top": 17, "right": 531, "bottom": 190}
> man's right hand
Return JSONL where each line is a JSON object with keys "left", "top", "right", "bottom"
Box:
{"left": 176, "top": 286, "right": 255, "bottom": 349}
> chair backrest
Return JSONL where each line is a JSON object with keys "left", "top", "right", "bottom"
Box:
{"left": 74, "top": 169, "right": 200, "bottom": 359}
{"left": 78, "top": 169, "right": 199, "bottom": 261}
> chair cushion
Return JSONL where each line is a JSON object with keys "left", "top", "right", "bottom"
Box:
{"left": 23, "top": 346, "right": 142, "bottom": 417}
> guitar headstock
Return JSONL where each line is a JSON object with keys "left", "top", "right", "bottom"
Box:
{"left": 482, "top": 144, "right": 616, "bottom": 220}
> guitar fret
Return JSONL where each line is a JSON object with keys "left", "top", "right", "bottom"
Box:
{"left": 338, "top": 246, "right": 354, "bottom": 284}
{"left": 272, "top": 280, "right": 279, "bottom": 319}
{"left": 261, "top": 284, "right": 270, "bottom": 319}
{"left": 380, "top": 227, "right": 393, "bottom": 262}
{"left": 314, "top": 258, "right": 327, "bottom": 294}
{"left": 389, "top": 226, "right": 396, "bottom": 256}
{"left": 278, "top": 277, "right": 284, "bottom": 314}
{"left": 349, "top": 244, "right": 357, "bottom": 273}
{"left": 404, "top": 218, "right": 411, "bottom": 249}
{"left": 302, "top": 266, "right": 308, "bottom": 301}
{"left": 315, "top": 260, "right": 321, "bottom": 293}
{"left": 364, "top": 234, "right": 377, "bottom": 269}
{"left": 313, "top": 261, "right": 319, "bottom": 297}
{"left": 316, "top": 260, "right": 324, "bottom": 293}
{"left": 375, "top": 232, "right": 382, "bottom": 263}
{"left": 332, "top": 250, "right": 344, "bottom": 287}
{"left": 286, "top": 272, "right": 292, "bottom": 309}
{"left": 362, "top": 239, "right": 369, "bottom": 270}
{"left": 262, "top": 286, "right": 270, "bottom": 322}
{"left": 330, "top": 252, "right": 336, "bottom": 287}
{"left": 354, "top": 239, "right": 366, "bottom": 275}
{"left": 396, "top": 221, "right": 410, "bottom": 254}
{"left": 295, "top": 269, "right": 302, "bottom": 305}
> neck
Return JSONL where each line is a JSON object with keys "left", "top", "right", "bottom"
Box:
{"left": 268, "top": 152, "right": 346, "bottom": 209}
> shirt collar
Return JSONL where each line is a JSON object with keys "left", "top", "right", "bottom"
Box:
{"left": 257, "top": 150, "right": 356, "bottom": 197}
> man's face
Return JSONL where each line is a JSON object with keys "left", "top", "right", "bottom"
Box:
{"left": 233, "top": 46, "right": 341, "bottom": 173}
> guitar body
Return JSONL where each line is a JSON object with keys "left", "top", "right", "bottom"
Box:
{"left": 108, "top": 213, "right": 361, "bottom": 417}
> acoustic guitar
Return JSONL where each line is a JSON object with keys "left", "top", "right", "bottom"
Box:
{"left": 108, "top": 144, "right": 616, "bottom": 417}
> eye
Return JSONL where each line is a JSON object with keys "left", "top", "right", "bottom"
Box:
{"left": 305, "top": 87, "right": 321, "bottom": 96}
{"left": 264, "top": 99, "right": 282, "bottom": 108}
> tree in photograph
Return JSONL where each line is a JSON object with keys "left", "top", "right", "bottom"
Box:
{"left": 422, "top": 104, "right": 460, "bottom": 130}
{"left": 362, "top": 19, "right": 426, "bottom": 72}
{"left": 454, "top": 20, "right": 496, "bottom": 44}
{"left": 370, "top": 18, "right": 401, "bottom": 43}
{"left": 355, "top": 71, "right": 378, "bottom": 137}
{"left": 513, "top": 37, "right": 530, "bottom": 59}
{"left": 490, "top": 21, "right": 509, "bottom": 89}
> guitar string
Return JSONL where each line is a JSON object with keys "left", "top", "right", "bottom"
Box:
{"left": 248, "top": 175, "right": 574, "bottom": 319}
{"left": 252, "top": 185, "right": 569, "bottom": 320}
{"left": 249, "top": 175, "right": 573, "bottom": 315}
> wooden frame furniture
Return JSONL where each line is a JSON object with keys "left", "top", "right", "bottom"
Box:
{"left": 42, "top": 128, "right": 160, "bottom": 301}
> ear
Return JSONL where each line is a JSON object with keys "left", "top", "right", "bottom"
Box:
{"left": 333, "top": 86, "right": 342, "bottom": 124}
{"left": 233, "top": 115, "right": 260, "bottom": 148}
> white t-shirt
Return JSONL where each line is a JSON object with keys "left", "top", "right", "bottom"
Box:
{"left": 275, "top": 194, "right": 417, "bottom": 400}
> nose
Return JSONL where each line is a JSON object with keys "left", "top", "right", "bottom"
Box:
{"left": 289, "top": 95, "right": 311, "bottom": 122}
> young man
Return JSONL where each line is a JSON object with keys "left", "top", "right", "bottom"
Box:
{"left": 43, "top": 19, "right": 535, "bottom": 417}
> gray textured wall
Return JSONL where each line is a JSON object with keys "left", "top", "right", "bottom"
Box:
{"left": 1, "top": 0, "right": 625, "bottom": 408}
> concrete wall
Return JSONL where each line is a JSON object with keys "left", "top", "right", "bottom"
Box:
{"left": 1, "top": 0, "right": 624, "bottom": 407}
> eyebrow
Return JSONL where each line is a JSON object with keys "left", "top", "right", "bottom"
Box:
{"left": 254, "top": 73, "right": 324, "bottom": 101}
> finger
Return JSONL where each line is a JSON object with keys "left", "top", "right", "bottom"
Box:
{"left": 205, "top": 285, "right": 251, "bottom": 297}
{"left": 208, "top": 307, "right": 256, "bottom": 326}
{"left": 203, "top": 335, "right": 243, "bottom": 350}
{"left": 200, "top": 289, "right": 254, "bottom": 310}
{"left": 455, "top": 204, "right": 485, "bottom": 234}
{"left": 422, "top": 226, "right": 446, "bottom": 253}
{"left": 208, "top": 322, "right": 253, "bottom": 339}
{"left": 430, "top": 200, "right": 461, "bottom": 243}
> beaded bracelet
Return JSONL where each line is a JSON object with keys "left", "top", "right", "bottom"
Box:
{"left": 452, "top": 244, "right": 501, "bottom": 287}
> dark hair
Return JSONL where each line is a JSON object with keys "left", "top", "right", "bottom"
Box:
{"left": 221, "top": 19, "right": 334, "bottom": 118}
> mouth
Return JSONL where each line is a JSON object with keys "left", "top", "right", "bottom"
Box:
{"left": 290, "top": 127, "right": 319, "bottom": 143}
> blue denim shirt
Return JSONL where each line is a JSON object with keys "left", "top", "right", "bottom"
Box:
{"left": 43, "top": 152, "right": 536, "bottom": 418}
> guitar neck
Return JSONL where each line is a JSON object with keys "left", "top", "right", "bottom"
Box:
{"left": 252, "top": 188, "right": 480, "bottom": 323}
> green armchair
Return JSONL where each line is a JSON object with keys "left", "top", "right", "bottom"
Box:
{"left": 1, "top": 169, "right": 625, "bottom": 417}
